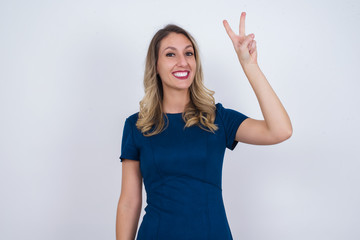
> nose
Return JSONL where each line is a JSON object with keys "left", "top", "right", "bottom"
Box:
{"left": 176, "top": 54, "right": 188, "bottom": 67}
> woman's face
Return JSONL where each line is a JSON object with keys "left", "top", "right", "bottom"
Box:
{"left": 157, "top": 32, "right": 196, "bottom": 93}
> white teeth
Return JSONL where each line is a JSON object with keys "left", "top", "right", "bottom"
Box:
{"left": 173, "top": 71, "right": 188, "bottom": 77}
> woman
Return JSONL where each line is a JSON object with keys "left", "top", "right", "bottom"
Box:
{"left": 116, "top": 12, "right": 292, "bottom": 240}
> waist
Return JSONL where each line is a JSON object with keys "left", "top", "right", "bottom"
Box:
{"left": 145, "top": 180, "right": 224, "bottom": 216}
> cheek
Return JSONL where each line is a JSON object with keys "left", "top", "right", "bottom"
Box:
{"left": 191, "top": 60, "right": 197, "bottom": 72}
{"left": 157, "top": 59, "right": 172, "bottom": 73}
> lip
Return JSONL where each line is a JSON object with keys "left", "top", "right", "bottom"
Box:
{"left": 172, "top": 70, "right": 190, "bottom": 80}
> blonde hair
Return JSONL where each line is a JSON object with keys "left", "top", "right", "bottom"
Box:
{"left": 136, "top": 24, "right": 218, "bottom": 136}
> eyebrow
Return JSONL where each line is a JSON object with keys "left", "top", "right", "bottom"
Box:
{"left": 162, "top": 45, "right": 194, "bottom": 54}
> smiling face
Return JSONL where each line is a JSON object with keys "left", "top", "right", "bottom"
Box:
{"left": 156, "top": 32, "right": 196, "bottom": 93}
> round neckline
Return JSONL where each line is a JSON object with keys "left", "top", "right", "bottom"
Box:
{"left": 165, "top": 112, "right": 183, "bottom": 115}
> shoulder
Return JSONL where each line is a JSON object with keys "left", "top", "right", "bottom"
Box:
{"left": 215, "top": 102, "right": 228, "bottom": 117}
{"left": 214, "top": 102, "right": 227, "bottom": 124}
{"left": 215, "top": 102, "right": 223, "bottom": 116}
{"left": 215, "top": 102, "right": 245, "bottom": 115}
{"left": 125, "top": 112, "right": 140, "bottom": 124}
{"left": 214, "top": 102, "right": 249, "bottom": 124}
{"left": 123, "top": 112, "right": 145, "bottom": 138}
{"left": 122, "top": 112, "right": 140, "bottom": 133}
{"left": 215, "top": 102, "right": 224, "bottom": 112}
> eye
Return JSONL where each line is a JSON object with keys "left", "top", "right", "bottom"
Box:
{"left": 186, "top": 52, "right": 194, "bottom": 56}
{"left": 166, "top": 52, "right": 175, "bottom": 57}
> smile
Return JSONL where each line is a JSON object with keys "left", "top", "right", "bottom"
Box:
{"left": 172, "top": 71, "right": 189, "bottom": 79}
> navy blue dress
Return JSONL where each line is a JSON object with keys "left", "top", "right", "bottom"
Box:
{"left": 120, "top": 102, "right": 249, "bottom": 240}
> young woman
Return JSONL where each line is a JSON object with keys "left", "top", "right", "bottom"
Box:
{"left": 116, "top": 12, "right": 292, "bottom": 240}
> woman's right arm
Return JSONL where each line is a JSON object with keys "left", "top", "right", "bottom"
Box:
{"left": 116, "top": 159, "right": 143, "bottom": 240}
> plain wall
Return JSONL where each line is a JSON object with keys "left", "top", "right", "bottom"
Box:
{"left": 1, "top": 0, "right": 359, "bottom": 239}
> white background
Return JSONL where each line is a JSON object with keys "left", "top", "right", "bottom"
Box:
{"left": 1, "top": 0, "right": 359, "bottom": 239}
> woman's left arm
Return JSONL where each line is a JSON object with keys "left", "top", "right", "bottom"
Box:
{"left": 223, "top": 12, "right": 292, "bottom": 145}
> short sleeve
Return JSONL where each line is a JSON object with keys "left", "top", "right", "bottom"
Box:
{"left": 119, "top": 117, "right": 140, "bottom": 162}
{"left": 216, "top": 103, "right": 249, "bottom": 151}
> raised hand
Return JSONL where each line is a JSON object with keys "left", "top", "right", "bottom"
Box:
{"left": 223, "top": 12, "right": 257, "bottom": 66}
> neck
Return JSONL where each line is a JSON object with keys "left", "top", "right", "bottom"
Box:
{"left": 162, "top": 88, "right": 190, "bottom": 113}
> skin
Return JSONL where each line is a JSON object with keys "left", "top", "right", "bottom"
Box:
{"left": 116, "top": 33, "right": 197, "bottom": 240}
{"left": 156, "top": 32, "right": 196, "bottom": 113}
{"left": 116, "top": 12, "right": 293, "bottom": 240}
{"left": 116, "top": 159, "right": 142, "bottom": 240}
{"left": 223, "top": 12, "right": 293, "bottom": 144}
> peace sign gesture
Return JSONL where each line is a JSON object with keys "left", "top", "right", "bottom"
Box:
{"left": 223, "top": 12, "right": 257, "bottom": 66}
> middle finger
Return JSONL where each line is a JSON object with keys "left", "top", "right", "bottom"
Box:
{"left": 239, "top": 12, "right": 246, "bottom": 37}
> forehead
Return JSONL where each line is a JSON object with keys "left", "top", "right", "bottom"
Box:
{"left": 159, "top": 32, "right": 193, "bottom": 50}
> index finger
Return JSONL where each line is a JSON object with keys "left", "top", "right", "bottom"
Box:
{"left": 239, "top": 12, "right": 246, "bottom": 37}
{"left": 223, "top": 20, "right": 236, "bottom": 40}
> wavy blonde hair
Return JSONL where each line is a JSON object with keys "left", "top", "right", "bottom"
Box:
{"left": 136, "top": 24, "right": 218, "bottom": 136}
